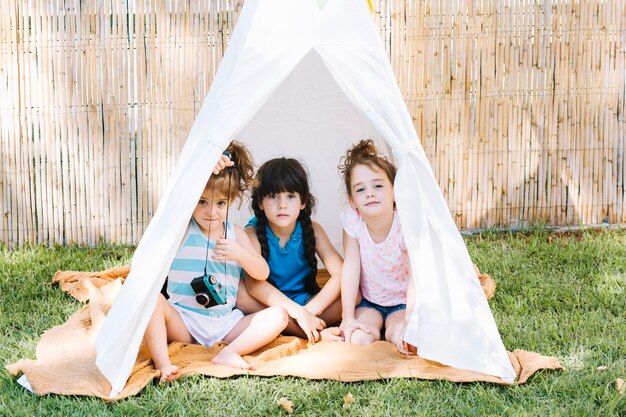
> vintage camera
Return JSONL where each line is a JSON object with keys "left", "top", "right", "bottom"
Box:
{"left": 190, "top": 274, "right": 227, "bottom": 308}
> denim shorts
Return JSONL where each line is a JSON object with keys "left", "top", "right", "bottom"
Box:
{"left": 357, "top": 298, "right": 406, "bottom": 321}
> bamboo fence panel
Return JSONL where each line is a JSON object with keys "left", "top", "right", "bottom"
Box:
{"left": 0, "top": 0, "right": 624, "bottom": 247}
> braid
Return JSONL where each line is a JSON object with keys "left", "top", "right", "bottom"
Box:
{"left": 251, "top": 200, "right": 275, "bottom": 286}
{"left": 255, "top": 211, "right": 271, "bottom": 262}
{"left": 298, "top": 212, "right": 320, "bottom": 294}
{"left": 250, "top": 169, "right": 269, "bottom": 261}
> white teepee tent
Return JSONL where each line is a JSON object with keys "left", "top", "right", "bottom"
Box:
{"left": 96, "top": 0, "right": 516, "bottom": 397}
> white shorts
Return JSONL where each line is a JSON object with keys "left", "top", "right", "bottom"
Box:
{"left": 174, "top": 305, "right": 244, "bottom": 347}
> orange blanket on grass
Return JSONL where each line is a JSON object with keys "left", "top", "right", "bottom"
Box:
{"left": 6, "top": 266, "right": 561, "bottom": 400}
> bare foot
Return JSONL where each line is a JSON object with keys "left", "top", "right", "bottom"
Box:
{"left": 157, "top": 364, "right": 180, "bottom": 382}
{"left": 320, "top": 327, "right": 343, "bottom": 342}
{"left": 211, "top": 348, "right": 255, "bottom": 370}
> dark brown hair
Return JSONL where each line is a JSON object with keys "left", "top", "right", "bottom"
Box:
{"left": 250, "top": 158, "right": 320, "bottom": 294}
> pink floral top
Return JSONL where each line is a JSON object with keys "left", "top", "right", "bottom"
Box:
{"left": 340, "top": 207, "right": 410, "bottom": 306}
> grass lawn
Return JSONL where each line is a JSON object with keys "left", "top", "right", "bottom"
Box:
{"left": 1, "top": 230, "right": 624, "bottom": 416}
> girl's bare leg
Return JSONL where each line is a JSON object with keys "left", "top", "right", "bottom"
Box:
{"left": 283, "top": 297, "right": 343, "bottom": 341}
{"left": 212, "top": 306, "right": 289, "bottom": 369}
{"left": 384, "top": 309, "right": 408, "bottom": 350}
{"left": 350, "top": 307, "right": 383, "bottom": 346}
{"left": 317, "top": 298, "right": 343, "bottom": 341}
{"left": 235, "top": 279, "right": 267, "bottom": 315}
{"left": 318, "top": 297, "right": 342, "bottom": 326}
{"left": 318, "top": 291, "right": 361, "bottom": 341}
{"left": 144, "top": 295, "right": 194, "bottom": 381}
{"left": 282, "top": 318, "right": 308, "bottom": 339}
{"left": 236, "top": 279, "right": 305, "bottom": 339}
{"left": 319, "top": 326, "right": 343, "bottom": 341}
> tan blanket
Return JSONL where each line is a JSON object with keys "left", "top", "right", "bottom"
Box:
{"left": 6, "top": 267, "right": 561, "bottom": 400}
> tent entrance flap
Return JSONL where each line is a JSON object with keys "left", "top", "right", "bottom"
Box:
{"left": 233, "top": 48, "right": 387, "bottom": 249}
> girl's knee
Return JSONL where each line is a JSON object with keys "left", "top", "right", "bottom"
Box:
{"left": 264, "top": 305, "right": 289, "bottom": 327}
{"left": 384, "top": 328, "right": 401, "bottom": 345}
{"left": 351, "top": 328, "right": 379, "bottom": 345}
{"left": 384, "top": 321, "right": 404, "bottom": 344}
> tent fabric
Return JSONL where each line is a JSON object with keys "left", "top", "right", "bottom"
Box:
{"left": 7, "top": 269, "right": 561, "bottom": 400}
{"left": 96, "top": 0, "right": 516, "bottom": 397}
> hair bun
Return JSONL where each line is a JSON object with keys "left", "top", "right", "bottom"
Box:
{"left": 347, "top": 139, "right": 380, "bottom": 161}
{"left": 338, "top": 138, "right": 397, "bottom": 194}
{"left": 338, "top": 138, "right": 382, "bottom": 174}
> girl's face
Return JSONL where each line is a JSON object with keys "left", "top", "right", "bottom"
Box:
{"left": 259, "top": 191, "right": 305, "bottom": 229}
{"left": 348, "top": 164, "right": 395, "bottom": 218}
{"left": 193, "top": 186, "right": 229, "bottom": 236}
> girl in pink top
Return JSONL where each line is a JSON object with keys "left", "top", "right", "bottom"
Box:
{"left": 338, "top": 139, "right": 417, "bottom": 355}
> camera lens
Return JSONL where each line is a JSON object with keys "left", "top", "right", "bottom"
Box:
{"left": 209, "top": 275, "right": 217, "bottom": 285}
{"left": 195, "top": 293, "right": 209, "bottom": 306}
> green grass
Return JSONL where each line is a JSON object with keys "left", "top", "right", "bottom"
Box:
{"left": 1, "top": 231, "right": 625, "bottom": 416}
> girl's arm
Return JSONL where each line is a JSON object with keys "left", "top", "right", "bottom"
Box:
{"left": 400, "top": 263, "right": 418, "bottom": 355}
{"left": 243, "top": 226, "right": 325, "bottom": 342}
{"left": 244, "top": 275, "right": 325, "bottom": 342}
{"left": 405, "top": 263, "right": 416, "bottom": 320}
{"left": 303, "top": 222, "right": 343, "bottom": 316}
{"left": 212, "top": 225, "right": 269, "bottom": 280}
{"left": 339, "top": 231, "right": 370, "bottom": 342}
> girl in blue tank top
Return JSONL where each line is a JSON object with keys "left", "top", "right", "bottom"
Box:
{"left": 244, "top": 158, "right": 344, "bottom": 343}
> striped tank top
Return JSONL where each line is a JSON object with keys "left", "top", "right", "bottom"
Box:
{"left": 166, "top": 218, "right": 242, "bottom": 318}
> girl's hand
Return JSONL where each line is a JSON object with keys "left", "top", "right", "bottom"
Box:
{"left": 339, "top": 317, "right": 371, "bottom": 343}
{"left": 293, "top": 308, "right": 326, "bottom": 343}
{"left": 212, "top": 238, "right": 244, "bottom": 262}
{"left": 320, "top": 327, "right": 344, "bottom": 342}
{"left": 212, "top": 154, "right": 234, "bottom": 175}
{"left": 397, "top": 340, "right": 418, "bottom": 356}
{"left": 396, "top": 320, "right": 417, "bottom": 356}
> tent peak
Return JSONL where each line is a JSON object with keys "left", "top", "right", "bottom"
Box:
{"left": 315, "top": 0, "right": 329, "bottom": 9}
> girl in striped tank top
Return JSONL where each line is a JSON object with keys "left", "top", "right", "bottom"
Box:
{"left": 143, "top": 142, "right": 288, "bottom": 382}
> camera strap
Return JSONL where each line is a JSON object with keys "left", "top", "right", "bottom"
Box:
{"left": 224, "top": 169, "right": 232, "bottom": 240}
{"left": 221, "top": 170, "right": 232, "bottom": 281}
{"left": 202, "top": 166, "right": 232, "bottom": 280}
{"left": 202, "top": 179, "right": 215, "bottom": 277}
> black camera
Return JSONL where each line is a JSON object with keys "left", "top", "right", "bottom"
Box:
{"left": 190, "top": 274, "right": 227, "bottom": 308}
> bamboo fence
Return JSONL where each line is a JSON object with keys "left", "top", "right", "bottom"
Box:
{"left": 0, "top": 0, "right": 624, "bottom": 247}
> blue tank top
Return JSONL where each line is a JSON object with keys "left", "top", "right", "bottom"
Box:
{"left": 246, "top": 217, "right": 311, "bottom": 301}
